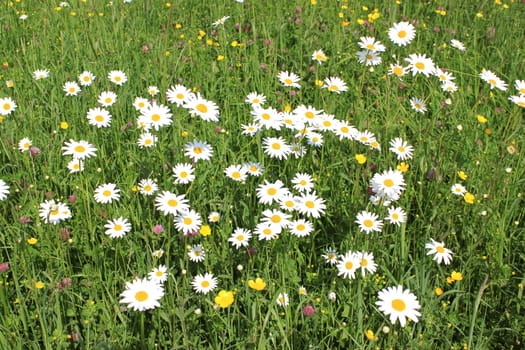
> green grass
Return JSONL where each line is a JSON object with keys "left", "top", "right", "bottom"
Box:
{"left": 0, "top": 0, "right": 524, "bottom": 349}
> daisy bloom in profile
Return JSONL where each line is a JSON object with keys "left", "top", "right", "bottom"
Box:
{"left": 243, "top": 162, "right": 264, "bottom": 177}
{"left": 263, "top": 136, "right": 291, "bottom": 160}
{"left": 138, "top": 103, "right": 173, "bottom": 130}
{"left": 155, "top": 191, "right": 189, "bottom": 216}
{"left": 183, "top": 93, "right": 220, "bottom": 122}
{"left": 172, "top": 163, "right": 195, "bottom": 184}
{"left": 410, "top": 97, "right": 427, "bottom": 113}
{"left": 385, "top": 206, "right": 407, "bottom": 226}
{"left": 120, "top": 278, "right": 164, "bottom": 311}
{"left": 18, "top": 137, "right": 32, "bottom": 152}
{"left": 322, "top": 247, "right": 338, "bottom": 265}
{"left": 104, "top": 217, "right": 131, "bottom": 238}
{"left": 184, "top": 139, "right": 213, "bottom": 162}
{"left": 292, "top": 172, "right": 314, "bottom": 193}
{"left": 63, "top": 81, "right": 81, "bottom": 96}
{"left": 336, "top": 251, "right": 360, "bottom": 279}
{"left": 166, "top": 84, "right": 193, "bottom": 106}
{"left": 357, "top": 50, "right": 382, "bottom": 66}
{"left": 212, "top": 15, "right": 230, "bottom": 27}
{"left": 148, "top": 265, "right": 168, "bottom": 284}
{"left": 97, "top": 91, "right": 117, "bottom": 107}
{"left": 278, "top": 71, "right": 301, "bottom": 88}
{"left": 108, "top": 70, "right": 128, "bottom": 85}
{"left": 296, "top": 192, "right": 326, "bottom": 218}
{"left": 451, "top": 183, "right": 467, "bottom": 196}
{"left": 94, "top": 183, "right": 120, "bottom": 204}
{"left": 389, "top": 137, "right": 414, "bottom": 160}
{"left": 224, "top": 164, "right": 248, "bottom": 182}
{"left": 174, "top": 209, "right": 202, "bottom": 235}
{"left": 376, "top": 285, "right": 421, "bottom": 327}
{"left": 450, "top": 39, "right": 466, "bottom": 51}
{"left": 322, "top": 76, "right": 348, "bottom": 93}
{"left": 62, "top": 139, "right": 97, "bottom": 160}
{"left": 0, "top": 180, "right": 9, "bottom": 201}
{"left": 138, "top": 178, "right": 158, "bottom": 196}
{"left": 388, "top": 63, "right": 408, "bottom": 79}
{"left": 86, "top": 107, "right": 112, "bottom": 128}
{"left": 228, "top": 228, "right": 252, "bottom": 249}
{"left": 241, "top": 122, "right": 261, "bottom": 136}
{"left": 433, "top": 67, "right": 455, "bottom": 85}
{"left": 358, "top": 36, "right": 386, "bottom": 52}
{"left": 256, "top": 179, "right": 289, "bottom": 205}
{"left": 33, "top": 69, "right": 50, "bottom": 80}
{"left": 78, "top": 71, "right": 95, "bottom": 86}
{"left": 479, "top": 69, "right": 507, "bottom": 91}
{"left": 276, "top": 292, "right": 289, "bottom": 307}
{"left": 514, "top": 80, "right": 525, "bottom": 95}
{"left": 405, "top": 53, "right": 435, "bottom": 77}
{"left": 509, "top": 95, "right": 525, "bottom": 108}
{"left": 192, "top": 273, "right": 218, "bottom": 294}
{"left": 355, "top": 210, "right": 383, "bottom": 233}
{"left": 38, "top": 200, "right": 72, "bottom": 224}
{"left": 214, "top": 290, "right": 234, "bottom": 308}
{"left": 289, "top": 219, "right": 314, "bottom": 237}
{"left": 67, "top": 158, "right": 84, "bottom": 173}
{"left": 388, "top": 21, "right": 416, "bottom": 46}
{"left": 133, "top": 97, "right": 151, "bottom": 111}
{"left": 357, "top": 251, "right": 377, "bottom": 276}
{"left": 312, "top": 49, "right": 328, "bottom": 64}
{"left": 137, "top": 132, "right": 157, "bottom": 148}
{"left": 425, "top": 238, "right": 453, "bottom": 265}
{"left": 245, "top": 92, "right": 266, "bottom": 107}
{"left": 442, "top": 82, "right": 458, "bottom": 93}
{"left": 255, "top": 222, "right": 281, "bottom": 241}
{"left": 188, "top": 244, "right": 206, "bottom": 262}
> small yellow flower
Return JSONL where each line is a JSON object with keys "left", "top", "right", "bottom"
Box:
{"left": 435, "top": 9, "right": 446, "bottom": 16}
{"left": 60, "top": 121, "right": 69, "bottom": 129}
{"left": 446, "top": 276, "right": 454, "bottom": 284}
{"left": 6, "top": 80, "right": 14, "bottom": 88}
{"left": 131, "top": 185, "right": 139, "bottom": 192}
{"left": 199, "top": 225, "right": 211, "bottom": 237}
{"left": 248, "top": 278, "right": 266, "bottom": 291}
{"left": 310, "top": 0, "right": 317, "bottom": 4}
{"left": 35, "top": 281, "right": 45, "bottom": 289}
{"left": 357, "top": 18, "right": 365, "bottom": 25}
{"left": 435, "top": 287, "right": 443, "bottom": 296}
{"left": 476, "top": 115, "right": 487, "bottom": 124}
{"left": 181, "top": 131, "right": 189, "bottom": 137}
{"left": 206, "top": 39, "right": 213, "bottom": 46}
{"left": 217, "top": 55, "right": 225, "bottom": 61}
{"left": 397, "top": 162, "right": 409, "bottom": 172}
{"left": 214, "top": 290, "right": 234, "bottom": 308}
{"left": 484, "top": 128, "right": 492, "bottom": 135}
{"left": 355, "top": 154, "right": 367, "bottom": 164}
{"left": 457, "top": 171, "right": 467, "bottom": 180}
{"left": 284, "top": 104, "right": 292, "bottom": 113}
{"left": 165, "top": 51, "right": 170, "bottom": 57}
{"left": 27, "top": 237, "right": 38, "bottom": 245}
{"left": 365, "top": 329, "right": 374, "bottom": 341}
{"left": 451, "top": 271, "right": 463, "bottom": 281}
{"left": 231, "top": 40, "right": 238, "bottom": 47}
{"left": 175, "top": 23, "right": 182, "bottom": 29}
{"left": 166, "top": 2, "right": 172, "bottom": 7}
{"left": 463, "top": 192, "right": 475, "bottom": 204}
{"left": 476, "top": 12, "right": 483, "bottom": 18}
{"left": 315, "top": 80, "right": 324, "bottom": 87}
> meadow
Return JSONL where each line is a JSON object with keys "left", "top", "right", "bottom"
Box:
{"left": 0, "top": 0, "right": 524, "bottom": 349}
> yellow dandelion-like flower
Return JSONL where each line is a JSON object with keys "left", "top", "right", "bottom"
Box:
{"left": 463, "top": 192, "right": 475, "bottom": 204}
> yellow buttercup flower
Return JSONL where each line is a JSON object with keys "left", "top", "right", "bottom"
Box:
{"left": 248, "top": 278, "right": 266, "bottom": 291}
{"left": 214, "top": 290, "right": 234, "bottom": 308}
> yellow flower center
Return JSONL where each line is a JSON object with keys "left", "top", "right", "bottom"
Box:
{"left": 272, "top": 143, "right": 281, "bottom": 150}
{"left": 305, "top": 200, "right": 315, "bottom": 209}
{"left": 363, "top": 219, "right": 374, "bottom": 228}
{"left": 391, "top": 298, "right": 406, "bottom": 312}
{"left": 340, "top": 126, "right": 349, "bottom": 133}
{"left": 305, "top": 111, "right": 315, "bottom": 119}
{"left": 180, "top": 171, "right": 188, "bottom": 178}
{"left": 3, "top": 103, "right": 10, "bottom": 110}
{"left": 104, "top": 97, "right": 112, "bottom": 104}
{"left": 193, "top": 147, "right": 202, "bottom": 154}
{"left": 397, "top": 146, "right": 405, "bottom": 153}
{"left": 232, "top": 171, "right": 241, "bottom": 179}
{"left": 284, "top": 78, "right": 293, "bottom": 85}
{"left": 151, "top": 114, "right": 161, "bottom": 122}
{"left": 196, "top": 103, "right": 208, "bottom": 113}
{"left": 95, "top": 115, "right": 104, "bottom": 122}
{"left": 392, "top": 213, "right": 399, "bottom": 220}
{"left": 236, "top": 235, "right": 244, "bottom": 241}
{"left": 114, "top": 224, "right": 122, "bottom": 231}
{"left": 135, "top": 291, "right": 148, "bottom": 302}
{"left": 415, "top": 62, "right": 425, "bottom": 70}
{"left": 68, "top": 87, "right": 76, "bottom": 93}
{"left": 183, "top": 217, "right": 192, "bottom": 225}
{"left": 436, "top": 245, "right": 445, "bottom": 253}
{"left": 202, "top": 280, "right": 210, "bottom": 288}
{"left": 488, "top": 79, "right": 496, "bottom": 86}
{"left": 168, "top": 199, "right": 178, "bottom": 207}
{"left": 144, "top": 139, "right": 152, "bottom": 145}
{"left": 398, "top": 30, "right": 407, "bottom": 38}
{"left": 296, "top": 224, "right": 305, "bottom": 231}
{"left": 393, "top": 66, "right": 403, "bottom": 76}
{"left": 263, "top": 228, "right": 272, "bottom": 236}
{"left": 384, "top": 179, "right": 394, "bottom": 187}
{"left": 271, "top": 215, "right": 281, "bottom": 223}
{"left": 267, "top": 188, "right": 277, "bottom": 196}
{"left": 328, "top": 85, "right": 338, "bottom": 91}
{"left": 345, "top": 261, "right": 353, "bottom": 269}
{"left": 103, "top": 190, "right": 111, "bottom": 197}
{"left": 262, "top": 113, "right": 271, "bottom": 120}
{"left": 176, "top": 93, "right": 184, "bottom": 99}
